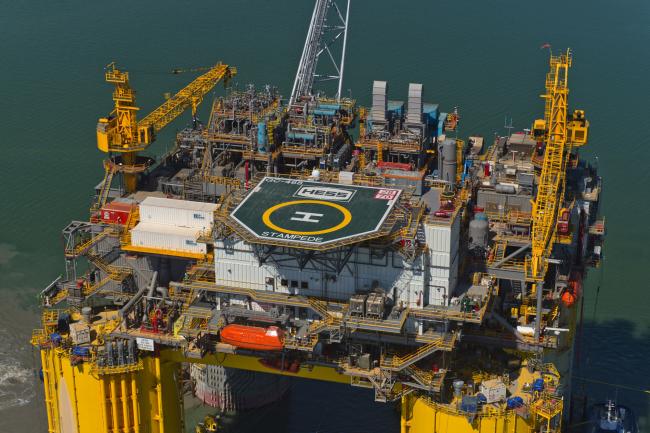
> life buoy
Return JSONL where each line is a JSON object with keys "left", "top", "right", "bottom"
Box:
{"left": 561, "top": 290, "right": 576, "bottom": 307}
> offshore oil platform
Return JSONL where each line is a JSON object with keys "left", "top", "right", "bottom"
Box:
{"left": 32, "top": 0, "right": 606, "bottom": 432}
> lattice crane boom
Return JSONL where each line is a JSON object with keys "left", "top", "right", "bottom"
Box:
{"left": 529, "top": 49, "right": 589, "bottom": 341}
{"left": 529, "top": 51, "right": 571, "bottom": 282}
{"left": 97, "top": 62, "right": 236, "bottom": 153}
{"left": 95, "top": 61, "right": 235, "bottom": 193}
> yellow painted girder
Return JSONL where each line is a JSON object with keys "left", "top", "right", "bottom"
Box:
{"left": 98, "top": 62, "right": 236, "bottom": 154}
{"left": 138, "top": 63, "right": 236, "bottom": 141}
{"left": 162, "top": 350, "right": 351, "bottom": 384}
{"left": 529, "top": 49, "right": 574, "bottom": 282}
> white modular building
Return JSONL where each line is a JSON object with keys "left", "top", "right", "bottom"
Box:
{"left": 128, "top": 197, "right": 218, "bottom": 256}
{"left": 214, "top": 217, "right": 458, "bottom": 308}
{"left": 131, "top": 223, "right": 206, "bottom": 255}
{"left": 138, "top": 196, "right": 218, "bottom": 230}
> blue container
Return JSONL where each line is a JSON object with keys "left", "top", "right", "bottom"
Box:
{"left": 387, "top": 100, "right": 404, "bottom": 117}
{"left": 460, "top": 396, "right": 478, "bottom": 413}
{"left": 50, "top": 333, "right": 62, "bottom": 346}
{"left": 313, "top": 108, "right": 336, "bottom": 116}
{"left": 317, "top": 103, "right": 340, "bottom": 111}
{"left": 257, "top": 122, "right": 267, "bottom": 151}
{"left": 423, "top": 103, "right": 439, "bottom": 125}
{"left": 475, "top": 213, "right": 488, "bottom": 221}
{"left": 287, "top": 132, "right": 315, "bottom": 141}
{"left": 507, "top": 396, "right": 524, "bottom": 409}
{"left": 533, "top": 378, "right": 545, "bottom": 392}
{"left": 437, "top": 113, "right": 448, "bottom": 136}
{"left": 72, "top": 346, "right": 90, "bottom": 357}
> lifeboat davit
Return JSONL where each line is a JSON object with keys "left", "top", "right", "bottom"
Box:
{"left": 220, "top": 324, "right": 284, "bottom": 351}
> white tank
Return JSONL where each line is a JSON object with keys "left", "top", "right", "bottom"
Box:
{"left": 191, "top": 364, "right": 290, "bottom": 412}
{"left": 469, "top": 214, "right": 489, "bottom": 250}
{"left": 439, "top": 138, "right": 457, "bottom": 184}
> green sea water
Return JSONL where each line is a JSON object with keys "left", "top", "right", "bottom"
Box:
{"left": 1, "top": 0, "right": 649, "bottom": 431}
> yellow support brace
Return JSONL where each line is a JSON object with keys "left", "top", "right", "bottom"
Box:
{"left": 96, "top": 62, "right": 236, "bottom": 192}
{"left": 529, "top": 49, "right": 582, "bottom": 282}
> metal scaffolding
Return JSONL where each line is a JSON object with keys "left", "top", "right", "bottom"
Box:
{"left": 290, "top": 0, "right": 351, "bottom": 104}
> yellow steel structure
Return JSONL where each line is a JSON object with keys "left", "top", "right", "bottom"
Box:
{"left": 33, "top": 51, "right": 593, "bottom": 433}
{"left": 35, "top": 341, "right": 563, "bottom": 433}
{"left": 96, "top": 62, "right": 236, "bottom": 192}
{"left": 401, "top": 394, "right": 549, "bottom": 433}
{"left": 528, "top": 49, "right": 588, "bottom": 282}
{"left": 38, "top": 347, "right": 184, "bottom": 433}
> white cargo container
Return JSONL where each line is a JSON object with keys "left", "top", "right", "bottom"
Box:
{"left": 69, "top": 323, "right": 91, "bottom": 344}
{"left": 479, "top": 378, "right": 507, "bottom": 403}
{"left": 338, "top": 171, "right": 354, "bottom": 185}
{"left": 139, "top": 197, "right": 218, "bottom": 230}
{"left": 131, "top": 222, "right": 206, "bottom": 254}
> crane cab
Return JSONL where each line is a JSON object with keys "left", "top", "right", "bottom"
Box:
{"left": 567, "top": 109, "right": 588, "bottom": 146}
{"left": 531, "top": 119, "right": 546, "bottom": 140}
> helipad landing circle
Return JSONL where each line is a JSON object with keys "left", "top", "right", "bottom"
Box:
{"left": 262, "top": 200, "right": 352, "bottom": 235}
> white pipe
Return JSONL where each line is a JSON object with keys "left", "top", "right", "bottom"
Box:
{"left": 336, "top": 0, "right": 350, "bottom": 101}
{"left": 290, "top": 0, "right": 319, "bottom": 104}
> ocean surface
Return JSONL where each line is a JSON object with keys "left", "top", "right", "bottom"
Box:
{"left": 1, "top": 0, "right": 649, "bottom": 432}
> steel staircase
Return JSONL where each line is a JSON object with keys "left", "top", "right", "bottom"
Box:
{"left": 92, "top": 165, "right": 116, "bottom": 211}
{"left": 381, "top": 338, "right": 447, "bottom": 372}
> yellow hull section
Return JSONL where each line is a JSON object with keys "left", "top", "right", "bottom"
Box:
{"left": 40, "top": 348, "right": 184, "bottom": 433}
{"left": 39, "top": 345, "right": 561, "bottom": 433}
{"left": 401, "top": 394, "right": 535, "bottom": 433}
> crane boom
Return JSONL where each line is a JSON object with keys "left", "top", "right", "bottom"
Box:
{"left": 529, "top": 50, "right": 572, "bottom": 282}
{"left": 95, "top": 61, "right": 235, "bottom": 193}
{"left": 528, "top": 49, "right": 589, "bottom": 341}
{"left": 138, "top": 63, "right": 236, "bottom": 143}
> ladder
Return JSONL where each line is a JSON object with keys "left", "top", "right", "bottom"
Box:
{"left": 86, "top": 252, "right": 132, "bottom": 281}
{"left": 92, "top": 165, "right": 115, "bottom": 211}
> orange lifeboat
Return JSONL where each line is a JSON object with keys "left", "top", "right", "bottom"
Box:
{"left": 561, "top": 290, "right": 576, "bottom": 307}
{"left": 220, "top": 324, "right": 284, "bottom": 351}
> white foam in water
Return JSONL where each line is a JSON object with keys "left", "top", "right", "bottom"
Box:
{"left": 0, "top": 329, "right": 35, "bottom": 411}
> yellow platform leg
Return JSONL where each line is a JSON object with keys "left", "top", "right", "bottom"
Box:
{"left": 37, "top": 349, "right": 183, "bottom": 433}
{"left": 400, "top": 393, "right": 537, "bottom": 433}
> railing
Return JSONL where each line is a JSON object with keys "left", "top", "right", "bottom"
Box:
{"left": 483, "top": 209, "right": 532, "bottom": 225}
{"left": 381, "top": 337, "right": 451, "bottom": 371}
{"left": 120, "top": 207, "right": 139, "bottom": 246}
{"left": 283, "top": 334, "right": 319, "bottom": 350}
{"left": 91, "top": 166, "right": 116, "bottom": 211}
{"left": 31, "top": 329, "right": 49, "bottom": 347}
{"left": 65, "top": 227, "right": 117, "bottom": 258}
{"left": 92, "top": 359, "right": 144, "bottom": 376}
{"left": 87, "top": 252, "right": 132, "bottom": 281}
{"left": 48, "top": 289, "right": 69, "bottom": 306}
{"left": 82, "top": 276, "right": 113, "bottom": 297}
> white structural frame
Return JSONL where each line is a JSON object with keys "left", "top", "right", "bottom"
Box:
{"left": 290, "top": 0, "right": 351, "bottom": 104}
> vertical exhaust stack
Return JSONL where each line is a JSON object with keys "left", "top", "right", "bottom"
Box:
{"left": 439, "top": 137, "right": 457, "bottom": 185}
{"left": 370, "top": 80, "right": 388, "bottom": 122}
{"left": 406, "top": 83, "right": 423, "bottom": 124}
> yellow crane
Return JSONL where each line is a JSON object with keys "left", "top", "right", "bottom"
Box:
{"left": 528, "top": 49, "right": 588, "bottom": 337}
{"left": 95, "top": 62, "right": 236, "bottom": 199}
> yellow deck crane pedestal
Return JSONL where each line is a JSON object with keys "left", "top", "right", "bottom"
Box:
{"left": 95, "top": 62, "right": 236, "bottom": 203}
